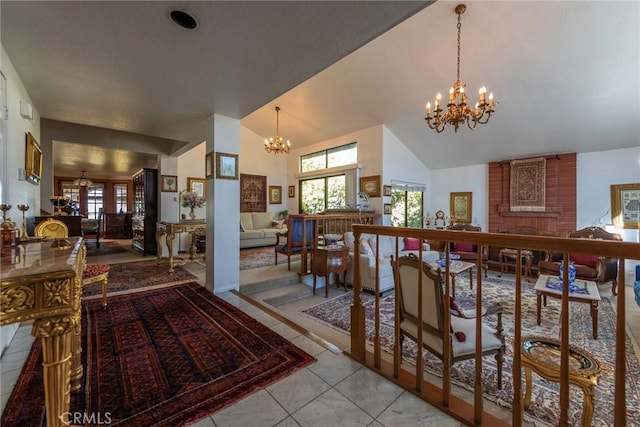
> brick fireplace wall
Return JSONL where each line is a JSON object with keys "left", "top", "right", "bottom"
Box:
{"left": 488, "top": 152, "right": 577, "bottom": 236}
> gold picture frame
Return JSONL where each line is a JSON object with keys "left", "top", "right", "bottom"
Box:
{"left": 450, "top": 191, "right": 472, "bottom": 223}
{"left": 215, "top": 152, "right": 238, "bottom": 180}
{"left": 205, "top": 152, "right": 214, "bottom": 178}
{"left": 187, "top": 177, "right": 206, "bottom": 198}
{"left": 611, "top": 183, "right": 640, "bottom": 229}
{"left": 25, "top": 132, "right": 43, "bottom": 185}
{"left": 161, "top": 175, "right": 178, "bottom": 192}
{"left": 269, "top": 185, "right": 282, "bottom": 204}
{"left": 360, "top": 175, "right": 381, "bottom": 197}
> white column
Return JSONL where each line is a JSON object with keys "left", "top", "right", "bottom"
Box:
{"left": 205, "top": 114, "right": 240, "bottom": 293}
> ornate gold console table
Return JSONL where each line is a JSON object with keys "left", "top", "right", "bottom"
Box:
{"left": 1, "top": 237, "right": 85, "bottom": 427}
{"left": 156, "top": 220, "right": 206, "bottom": 273}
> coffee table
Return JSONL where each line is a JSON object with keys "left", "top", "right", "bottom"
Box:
{"left": 521, "top": 336, "right": 604, "bottom": 427}
{"left": 429, "top": 260, "right": 474, "bottom": 299}
{"left": 534, "top": 274, "right": 601, "bottom": 339}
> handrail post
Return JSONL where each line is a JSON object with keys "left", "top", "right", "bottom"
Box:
{"left": 350, "top": 228, "right": 366, "bottom": 361}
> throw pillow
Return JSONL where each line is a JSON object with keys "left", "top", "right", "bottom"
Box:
{"left": 570, "top": 253, "right": 598, "bottom": 268}
{"left": 366, "top": 237, "right": 384, "bottom": 261}
{"left": 240, "top": 221, "right": 245, "bottom": 232}
{"left": 403, "top": 237, "right": 421, "bottom": 251}
{"left": 271, "top": 219, "right": 284, "bottom": 229}
{"left": 453, "top": 242, "right": 474, "bottom": 252}
{"left": 360, "top": 239, "right": 375, "bottom": 261}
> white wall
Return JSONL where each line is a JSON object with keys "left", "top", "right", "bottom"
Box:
{"left": 1, "top": 47, "right": 41, "bottom": 219}
{"left": 578, "top": 147, "right": 640, "bottom": 280}
{"left": 577, "top": 147, "right": 640, "bottom": 237}
{"left": 240, "top": 126, "right": 288, "bottom": 217}
{"left": 209, "top": 114, "right": 241, "bottom": 293}
{"left": 430, "top": 164, "right": 488, "bottom": 229}
{"left": 382, "top": 126, "right": 431, "bottom": 226}
{"left": 1, "top": 47, "right": 41, "bottom": 355}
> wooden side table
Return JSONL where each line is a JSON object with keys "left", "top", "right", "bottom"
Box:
{"left": 312, "top": 245, "right": 350, "bottom": 297}
{"left": 521, "top": 336, "right": 604, "bottom": 427}
{"left": 499, "top": 248, "right": 533, "bottom": 280}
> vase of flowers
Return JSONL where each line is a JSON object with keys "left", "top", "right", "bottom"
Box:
{"left": 181, "top": 191, "right": 205, "bottom": 220}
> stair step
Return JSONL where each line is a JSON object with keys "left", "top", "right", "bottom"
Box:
{"left": 261, "top": 283, "right": 315, "bottom": 306}
{"left": 240, "top": 273, "right": 300, "bottom": 295}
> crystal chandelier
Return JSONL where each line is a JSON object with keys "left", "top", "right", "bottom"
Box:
{"left": 264, "top": 106, "right": 291, "bottom": 154}
{"left": 425, "top": 4, "right": 497, "bottom": 133}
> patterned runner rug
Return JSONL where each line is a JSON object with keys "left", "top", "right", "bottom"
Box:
{"left": 2, "top": 282, "right": 315, "bottom": 427}
{"left": 82, "top": 259, "right": 197, "bottom": 299}
{"left": 85, "top": 240, "right": 129, "bottom": 257}
{"left": 300, "top": 276, "right": 640, "bottom": 426}
{"left": 240, "top": 246, "right": 300, "bottom": 270}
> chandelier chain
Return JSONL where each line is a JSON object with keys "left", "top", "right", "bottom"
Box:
{"left": 424, "top": 3, "right": 497, "bottom": 133}
{"left": 456, "top": 12, "right": 461, "bottom": 83}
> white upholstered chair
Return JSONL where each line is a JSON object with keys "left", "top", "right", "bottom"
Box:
{"left": 392, "top": 253, "right": 505, "bottom": 388}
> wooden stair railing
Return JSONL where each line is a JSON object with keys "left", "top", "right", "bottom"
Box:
{"left": 348, "top": 224, "right": 639, "bottom": 427}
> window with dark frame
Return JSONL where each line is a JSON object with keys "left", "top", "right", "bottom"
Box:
{"left": 114, "top": 184, "right": 128, "bottom": 213}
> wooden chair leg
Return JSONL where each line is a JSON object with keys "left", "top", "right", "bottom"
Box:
{"left": 101, "top": 277, "right": 108, "bottom": 309}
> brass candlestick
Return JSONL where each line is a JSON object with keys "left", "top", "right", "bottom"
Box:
{"left": 17, "top": 204, "right": 30, "bottom": 238}
{"left": 0, "top": 204, "right": 13, "bottom": 229}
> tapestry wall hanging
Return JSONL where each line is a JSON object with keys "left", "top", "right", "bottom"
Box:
{"left": 240, "top": 174, "right": 267, "bottom": 212}
{"left": 510, "top": 157, "right": 546, "bottom": 212}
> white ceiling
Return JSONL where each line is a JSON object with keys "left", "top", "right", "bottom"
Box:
{"left": 2, "top": 1, "right": 639, "bottom": 175}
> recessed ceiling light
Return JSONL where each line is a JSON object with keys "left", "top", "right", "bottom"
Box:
{"left": 170, "top": 9, "right": 198, "bottom": 30}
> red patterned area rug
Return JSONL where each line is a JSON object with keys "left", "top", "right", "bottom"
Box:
{"left": 85, "top": 240, "right": 129, "bottom": 257}
{"left": 82, "top": 259, "right": 197, "bottom": 299}
{"left": 300, "top": 277, "right": 640, "bottom": 427}
{"left": 2, "top": 282, "right": 315, "bottom": 427}
{"left": 240, "top": 246, "right": 300, "bottom": 270}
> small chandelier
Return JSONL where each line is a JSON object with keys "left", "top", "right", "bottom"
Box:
{"left": 425, "top": 4, "right": 497, "bottom": 133}
{"left": 264, "top": 106, "right": 291, "bottom": 154}
{"left": 73, "top": 170, "right": 93, "bottom": 187}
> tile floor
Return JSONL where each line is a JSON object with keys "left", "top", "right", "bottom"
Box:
{"left": 2, "top": 241, "right": 638, "bottom": 426}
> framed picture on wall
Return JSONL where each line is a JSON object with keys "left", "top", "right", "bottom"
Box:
{"left": 205, "top": 152, "right": 214, "bottom": 178}
{"left": 269, "top": 186, "right": 282, "bottom": 204}
{"left": 383, "top": 203, "right": 392, "bottom": 215}
{"left": 383, "top": 185, "right": 392, "bottom": 197}
{"left": 215, "top": 152, "right": 238, "bottom": 180}
{"left": 611, "top": 183, "right": 640, "bottom": 229}
{"left": 360, "top": 175, "right": 381, "bottom": 197}
{"left": 187, "top": 177, "right": 206, "bottom": 198}
{"left": 450, "top": 192, "right": 472, "bottom": 223}
{"left": 161, "top": 175, "right": 178, "bottom": 192}
{"left": 288, "top": 185, "right": 295, "bottom": 198}
{"left": 25, "top": 132, "right": 42, "bottom": 185}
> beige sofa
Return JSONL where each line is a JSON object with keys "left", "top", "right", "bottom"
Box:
{"left": 240, "top": 212, "right": 287, "bottom": 248}
{"left": 344, "top": 232, "right": 439, "bottom": 294}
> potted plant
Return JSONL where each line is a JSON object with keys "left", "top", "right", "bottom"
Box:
{"left": 277, "top": 209, "right": 288, "bottom": 220}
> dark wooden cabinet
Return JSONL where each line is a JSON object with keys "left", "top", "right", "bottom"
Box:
{"left": 33, "top": 215, "right": 83, "bottom": 236}
{"left": 132, "top": 168, "right": 158, "bottom": 255}
{"left": 104, "top": 213, "right": 133, "bottom": 239}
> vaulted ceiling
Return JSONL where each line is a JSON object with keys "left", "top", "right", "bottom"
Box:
{"left": 2, "top": 1, "right": 639, "bottom": 176}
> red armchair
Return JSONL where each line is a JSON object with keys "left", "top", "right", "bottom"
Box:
{"left": 538, "top": 226, "right": 622, "bottom": 295}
